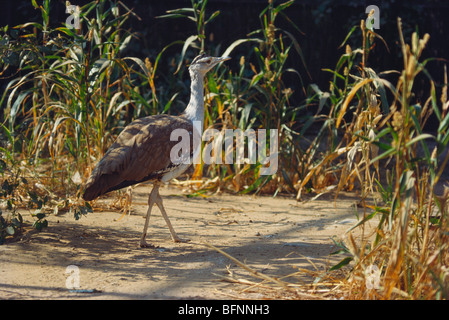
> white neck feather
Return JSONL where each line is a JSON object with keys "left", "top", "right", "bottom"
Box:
{"left": 183, "top": 70, "right": 205, "bottom": 130}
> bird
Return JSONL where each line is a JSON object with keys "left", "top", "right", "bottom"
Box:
{"left": 83, "top": 53, "right": 230, "bottom": 247}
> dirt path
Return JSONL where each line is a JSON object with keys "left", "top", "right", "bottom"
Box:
{"left": 0, "top": 184, "right": 362, "bottom": 299}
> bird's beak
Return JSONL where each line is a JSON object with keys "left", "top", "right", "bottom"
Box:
{"left": 213, "top": 56, "right": 231, "bottom": 66}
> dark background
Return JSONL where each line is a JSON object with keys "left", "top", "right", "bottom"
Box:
{"left": 2, "top": 0, "right": 448, "bottom": 107}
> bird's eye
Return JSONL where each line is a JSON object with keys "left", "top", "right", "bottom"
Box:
{"left": 205, "top": 59, "right": 211, "bottom": 64}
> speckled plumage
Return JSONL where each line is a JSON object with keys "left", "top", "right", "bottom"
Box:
{"left": 83, "top": 114, "right": 195, "bottom": 201}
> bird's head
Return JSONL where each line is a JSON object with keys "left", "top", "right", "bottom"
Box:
{"left": 188, "top": 53, "right": 231, "bottom": 75}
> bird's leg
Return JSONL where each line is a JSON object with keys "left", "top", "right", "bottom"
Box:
{"left": 155, "top": 192, "right": 190, "bottom": 243}
{"left": 139, "top": 183, "right": 160, "bottom": 248}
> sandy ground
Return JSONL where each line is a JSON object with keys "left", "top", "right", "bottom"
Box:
{"left": 0, "top": 184, "right": 365, "bottom": 300}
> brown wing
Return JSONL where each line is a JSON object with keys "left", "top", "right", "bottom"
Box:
{"left": 83, "top": 114, "right": 195, "bottom": 201}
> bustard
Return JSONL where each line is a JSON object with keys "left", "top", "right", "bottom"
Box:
{"left": 83, "top": 53, "right": 231, "bottom": 247}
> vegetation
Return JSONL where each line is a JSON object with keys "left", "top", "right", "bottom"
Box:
{"left": 0, "top": 0, "right": 448, "bottom": 299}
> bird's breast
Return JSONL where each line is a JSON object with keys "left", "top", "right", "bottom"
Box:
{"left": 160, "top": 163, "right": 191, "bottom": 182}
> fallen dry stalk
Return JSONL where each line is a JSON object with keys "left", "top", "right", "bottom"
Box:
{"left": 199, "top": 241, "right": 290, "bottom": 290}
{"left": 198, "top": 241, "right": 338, "bottom": 300}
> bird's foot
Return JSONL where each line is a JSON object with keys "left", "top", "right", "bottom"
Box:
{"left": 139, "top": 240, "right": 157, "bottom": 248}
{"left": 172, "top": 236, "right": 191, "bottom": 243}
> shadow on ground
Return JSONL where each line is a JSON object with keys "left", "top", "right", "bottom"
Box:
{"left": 0, "top": 185, "right": 361, "bottom": 299}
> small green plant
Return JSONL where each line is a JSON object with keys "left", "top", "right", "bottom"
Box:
{"left": 0, "top": 122, "right": 53, "bottom": 239}
{"left": 0, "top": 123, "right": 24, "bottom": 242}
{"left": 0, "top": 209, "right": 22, "bottom": 244}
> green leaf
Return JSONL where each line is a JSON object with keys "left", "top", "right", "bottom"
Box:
{"left": 206, "top": 10, "right": 220, "bottom": 24}
{"left": 174, "top": 35, "right": 198, "bottom": 74}
{"left": 156, "top": 13, "right": 188, "bottom": 19}
{"left": 123, "top": 57, "right": 150, "bottom": 78}
{"left": 430, "top": 81, "right": 441, "bottom": 121}
{"left": 55, "top": 26, "right": 81, "bottom": 38}
{"left": 239, "top": 103, "right": 253, "bottom": 130}
{"left": 85, "top": 204, "right": 93, "bottom": 213}
{"left": 347, "top": 211, "right": 377, "bottom": 233}
{"left": 274, "top": 0, "right": 294, "bottom": 15}
{"left": 14, "top": 22, "right": 43, "bottom": 30}
{"left": 338, "top": 25, "right": 358, "bottom": 48}
{"left": 33, "top": 219, "right": 48, "bottom": 231}
{"left": 329, "top": 257, "right": 353, "bottom": 271}
{"left": 157, "top": 8, "right": 194, "bottom": 19}
{"left": 17, "top": 213, "right": 23, "bottom": 224}
{"left": 5, "top": 226, "right": 15, "bottom": 235}
{"left": 370, "top": 145, "right": 397, "bottom": 163}
{"left": 222, "top": 38, "right": 261, "bottom": 60}
{"left": 34, "top": 213, "right": 46, "bottom": 220}
{"left": 280, "top": 28, "right": 310, "bottom": 78}
{"left": 163, "top": 92, "right": 180, "bottom": 113}
{"left": 438, "top": 112, "right": 449, "bottom": 133}
{"left": 405, "top": 133, "right": 434, "bottom": 148}
{"left": 240, "top": 174, "right": 272, "bottom": 195}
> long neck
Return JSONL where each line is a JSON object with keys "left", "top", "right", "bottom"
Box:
{"left": 183, "top": 70, "right": 205, "bottom": 129}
